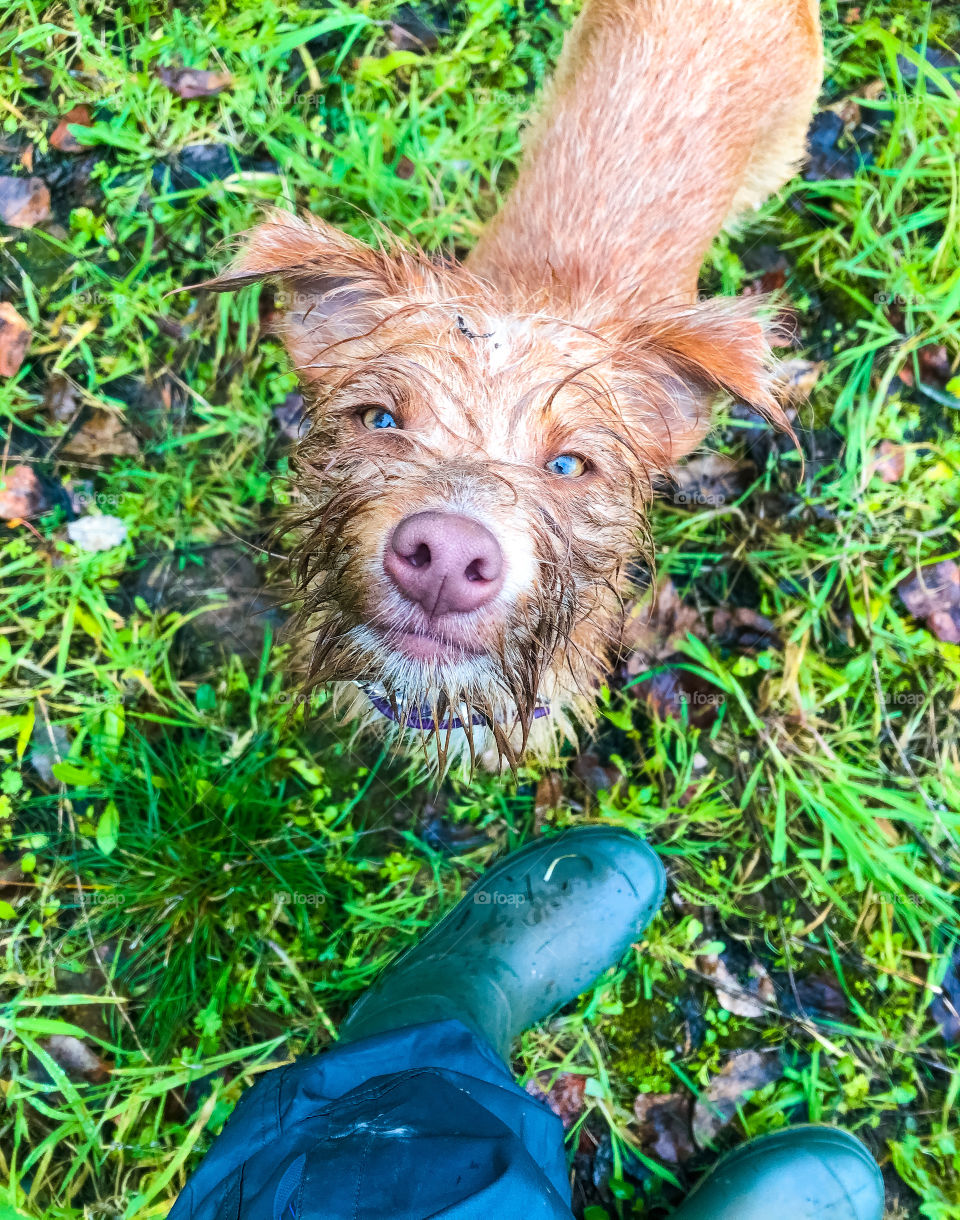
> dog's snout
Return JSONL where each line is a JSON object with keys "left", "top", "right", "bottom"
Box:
{"left": 384, "top": 511, "right": 504, "bottom": 616}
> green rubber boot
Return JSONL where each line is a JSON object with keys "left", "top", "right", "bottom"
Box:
{"left": 339, "top": 825, "right": 666, "bottom": 1060}
{"left": 672, "top": 1126, "right": 884, "bottom": 1220}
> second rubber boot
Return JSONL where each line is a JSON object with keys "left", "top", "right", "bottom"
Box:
{"left": 338, "top": 825, "right": 666, "bottom": 1060}
{"left": 671, "top": 1126, "right": 884, "bottom": 1220}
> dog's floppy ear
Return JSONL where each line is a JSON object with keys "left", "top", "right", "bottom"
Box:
{"left": 615, "top": 296, "right": 793, "bottom": 464}
{"left": 199, "top": 210, "right": 405, "bottom": 384}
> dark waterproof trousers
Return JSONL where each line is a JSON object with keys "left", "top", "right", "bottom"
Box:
{"left": 168, "top": 1018, "right": 573, "bottom": 1219}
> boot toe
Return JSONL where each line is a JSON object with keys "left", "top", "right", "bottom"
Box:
{"left": 676, "top": 1126, "right": 884, "bottom": 1220}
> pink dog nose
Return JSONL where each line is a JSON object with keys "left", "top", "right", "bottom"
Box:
{"left": 384, "top": 511, "right": 504, "bottom": 616}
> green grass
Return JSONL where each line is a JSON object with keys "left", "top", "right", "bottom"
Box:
{"left": 1, "top": 0, "right": 960, "bottom": 1215}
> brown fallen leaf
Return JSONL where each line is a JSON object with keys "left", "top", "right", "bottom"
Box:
{"left": 671, "top": 453, "right": 749, "bottom": 509}
{"left": 898, "top": 560, "right": 960, "bottom": 617}
{"left": 776, "top": 358, "right": 824, "bottom": 403}
{"left": 0, "top": 303, "right": 31, "bottom": 376}
{"left": 633, "top": 1092, "right": 696, "bottom": 1163}
{"left": 895, "top": 363, "right": 915, "bottom": 388}
{"left": 692, "top": 1050, "right": 783, "bottom": 1147}
{"left": 643, "top": 666, "right": 725, "bottom": 728}
{"left": 44, "top": 374, "right": 83, "bottom": 424}
{"left": 622, "top": 578, "right": 706, "bottom": 667}
{"left": 63, "top": 410, "right": 140, "bottom": 460}
{"left": 395, "top": 155, "right": 416, "bottom": 180}
{"left": 622, "top": 579, "right": 722, "bottom": 725}
{"left": 0, "top": 464, "right": 44, "bottom": 520}
{"left": 790, "top": 971, "right": 849, "bottom": 1018}
{"left": 20, "top": 145, "right": 34, "bottom": 172}
{"left": 712, "top": 607, "right": 783, "bottom": 653}
{"left": 698, "top": 952, "right": 775, "bottom": 1018}
{"left": 525, "top": 1072, "right": 587, "bottom": 1129}
{"left": 43, "top": 1034, "right": 111, "bottom": 1082}
{"left": 0, "top": 176, "right": 51, "bottom": 228}
{"left": 869, "top": 439, "right": 906, "bottom": 483}
{"left": 572, "top": 752, "right": 621, "bottom": 794}
{"left": 831, "top": 98, "right": 862, "bottom": 127}
{"left": 534, "top": 771, "right": 563, "bottom": 815}
{"left": 158, "top": 65, "right": 233, "bottom": 99}
{"left": 927, "top": 609, "right": 960, "bottom": 645}
{"left": 389, "top": 13, "right": 439, "bottom": 52}
{"left": 917, "top": 343, "right": 953, "bottom": 385}
{"left": 50, "top": 104, "right": 93, "bottom": 152}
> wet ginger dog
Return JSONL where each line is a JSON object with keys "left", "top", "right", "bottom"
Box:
{"left": 209, "top": 0, "right": 823, "bottom": 768}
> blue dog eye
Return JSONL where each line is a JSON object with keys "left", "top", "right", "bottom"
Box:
{"left": 546, "top": 454, "right": 586, "bottom": 477}
{"left": 361, "top": 406, "right": 398, "bottom": 430}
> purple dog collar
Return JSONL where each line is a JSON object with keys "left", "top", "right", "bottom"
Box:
{"left": 361, "top": 687, "right": 550, "bottom": 732}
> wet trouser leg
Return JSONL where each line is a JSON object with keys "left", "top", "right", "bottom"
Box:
{"left": 169, "top": 1018, "right": 573, "bottom": 1219}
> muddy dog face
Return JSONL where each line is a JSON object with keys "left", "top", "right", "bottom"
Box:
{"left": 209, "top": 212, "right": 785, "bottom": 767}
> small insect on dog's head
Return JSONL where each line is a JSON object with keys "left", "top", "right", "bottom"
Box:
{"left": 208, "top": 212, "right": 787, "bottom": 768}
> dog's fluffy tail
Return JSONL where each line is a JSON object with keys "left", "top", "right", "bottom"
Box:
{"left": 468, "top": 0, "right": 823, "bottom": 316}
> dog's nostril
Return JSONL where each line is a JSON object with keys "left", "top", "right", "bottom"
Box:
{"left": 407, "top": 542, "right": 431, "bottom": 569}
{"left": 464, "top": 558, "right": 487, "bottom": 582}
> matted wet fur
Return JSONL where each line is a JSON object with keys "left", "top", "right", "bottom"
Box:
{"left": 205, "top": 0, "right": 823, "bottom": 771}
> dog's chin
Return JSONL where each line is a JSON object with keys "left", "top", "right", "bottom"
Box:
{"left": 341, "top": 623, "right": 549, "bottom": 732}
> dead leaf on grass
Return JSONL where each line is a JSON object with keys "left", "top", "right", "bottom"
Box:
{"left": 917, "top": 344, "right": 953, "bottom": 384}
{"left": 0, "top": 302, "right": 31, "bottom": 376}
{"left": 898, "top": 561, "right": 959, "bottom": 618}
{"left": 869, "top": 439, "right": 906, "bottom": 483}
{"left": 44, "top": 1034, "right": 111, "bottom": 1082}
{"left": 692, "top": 1050, "right": 783, "bottom": 1147}
{"left": 633, "top": 1092, "right": 696, "bottom": 1163}
{"left": 0, "top": 176, "right": 51, "bottom": 227}
{"left": 534, "top": 771, "right": 563, "bottom": 815}
{"left": 158, "top": 65, "right": 233, "bottom": 98}
{"left": 643, "top": 667, "right": 725, "bottom": 728}
{"left": 622, "top": 579, "right": 706, "bottom": 667}
{"left": 525, "top": 1072, "right": 588, "bottom": 1129}
{"left": 790, "top": 971, "right": 849, "bottom": 1018}
{"left": 44, "top": 374, "right": 83, "bottom": 424}
{"left": 671, "top": 453, "right": 750, "bottom": 509}
{"left": 389, "top": 11, "right": 440, "bottom": 51}
{"left": 622, "top": 580, "right": 722, "bottom": 725}
{"left": 0, "top": 463, "right": 44, "bottom": 520}
{"left": 776, "top": 358, "right": 825, "bottom": 403}
{"left": 897, "top": 560, "right": 960, "bottom": 642}
{"left": 50, "top": 104, "right": 93, "bottom": 152}
{"left": 63, "top": 410, "right": 140, "bottom": 459}
{"left": 712, "top": 607, "right": 782, "bottom": 653}
{"left": 572, "top": 752, "right": 621, "bottom": 794}
{"left": 698, "top": 952, "right": 775, "bottom": 1018}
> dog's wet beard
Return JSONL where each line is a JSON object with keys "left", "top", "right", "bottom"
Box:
{"left": 280, "top": 441, "right": 635, "bottom": 770}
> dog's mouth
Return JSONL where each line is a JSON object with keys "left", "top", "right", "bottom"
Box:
{"left": 359, "top": 682, "right": 550, "bottom": 732}
{"left": 388, "top": 625, "right": 485, "bottom": 664}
